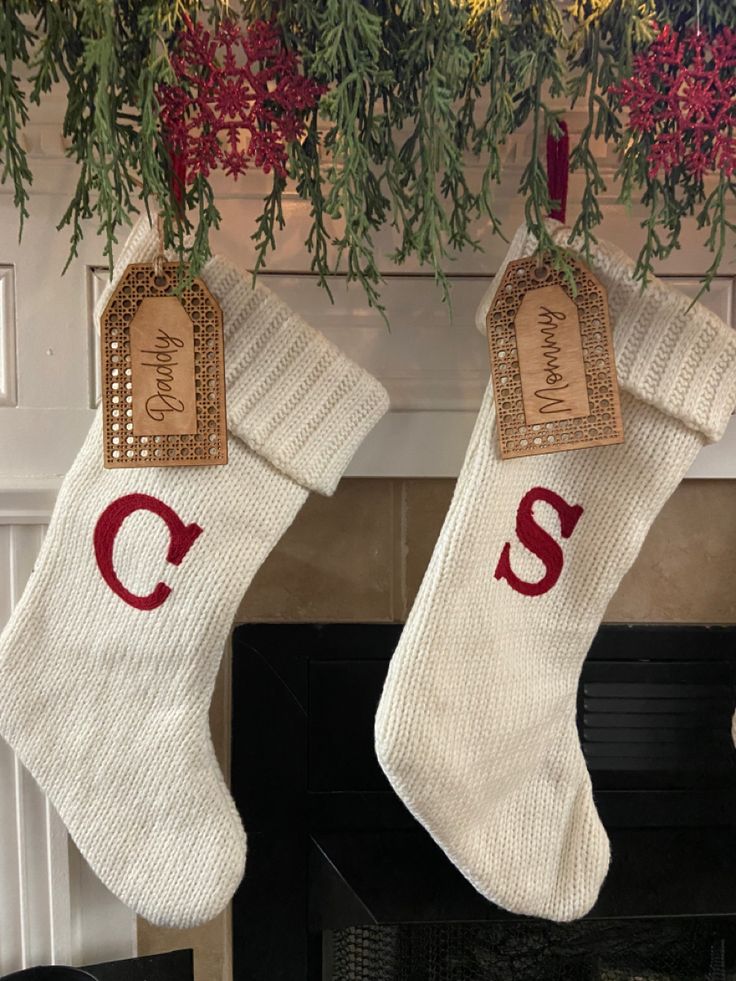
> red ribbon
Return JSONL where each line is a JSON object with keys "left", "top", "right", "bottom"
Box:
{"left": 169, "top": 145, "right": 187, "bottom": 215}
{"left": 546, "top": 120, "right": 569, "bottom": 224}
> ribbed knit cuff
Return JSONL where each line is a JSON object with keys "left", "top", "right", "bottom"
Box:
{"left": 476, "top": 223, "right": 736, "bottom": 443}
{"left": 96, "top": 217, "right": 389, "bottom": 494}
{"left": 204, "top": 256, "right": 389, "bottom": 495}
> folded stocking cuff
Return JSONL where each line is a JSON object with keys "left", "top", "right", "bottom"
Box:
{"left": 96, "top": 218, "right": 389, "bottom": 495}
{"left": 475, "top": 223, "right": 736, "bottom": 443}
{"left": 203, "top": 256, "right": 389, "bottom": 495}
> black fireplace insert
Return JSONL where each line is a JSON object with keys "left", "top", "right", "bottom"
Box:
{"left": 231, "top": 623, "right": 736, "bottom": 980}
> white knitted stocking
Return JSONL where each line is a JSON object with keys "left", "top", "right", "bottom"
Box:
{"left": 375, "top": 223, "right": 736, "bottom": 922}
{"left": 0, "top": 219, "right": 388, "bottom": 928}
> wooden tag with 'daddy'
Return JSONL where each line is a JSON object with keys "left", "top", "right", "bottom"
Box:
{"left": 486, "top": 254, "right": 624, "bottom": 459}
{"left": 100, "top": 262, "right": 227, "bottom": 468}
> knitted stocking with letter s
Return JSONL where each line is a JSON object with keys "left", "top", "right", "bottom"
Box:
{"left": 375, "top": 222, "right": 736, "bottom": 922}
{"left": 0, "top": 218, "right": 388, "bottom": 928}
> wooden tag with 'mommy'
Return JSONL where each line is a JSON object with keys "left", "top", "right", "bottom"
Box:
{"left": 100, "top": 262, "right": 227, "bottom": 468}
{"left": 486, "top": 254, "right": 623, "bottom": 459}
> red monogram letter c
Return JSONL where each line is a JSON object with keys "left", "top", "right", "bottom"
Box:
{"left": 494, "top": 486, "right": 583, "bottom": 597}
{"left": 94, "top": 493, "right": 203, "bottom": 610}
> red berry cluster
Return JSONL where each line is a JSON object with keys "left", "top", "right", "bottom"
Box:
{"left": 611, "top": 25, "right": 736, "bottom": 180}
{"left": 158, "top": 17, "right": 325, "bottom": 184}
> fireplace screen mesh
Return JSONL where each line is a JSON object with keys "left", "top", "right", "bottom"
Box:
{"left": 328, "top": 918, "right": 736, "bottom": 981}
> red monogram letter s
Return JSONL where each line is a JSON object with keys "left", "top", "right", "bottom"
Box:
{"left": 94, "top": 493, "right": 203, "bottom": 611}
{"left": 494, "top": 486, "right": 583, "bottom": 597}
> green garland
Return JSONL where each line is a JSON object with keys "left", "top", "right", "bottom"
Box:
{"left": 1, "top": 0, "right": 735, "bottom": 315}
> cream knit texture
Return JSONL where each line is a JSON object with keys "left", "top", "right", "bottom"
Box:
{"left": 0, "top": 217, "right": 388, "bottom": 928}
{"left": 376, "top": 223, "right": 736, "bottom": 922}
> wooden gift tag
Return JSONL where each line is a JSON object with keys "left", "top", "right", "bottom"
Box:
{"left": 486, "top": 254, "right": 624, "bottom": 459}
{"left": 100, "top": 262, "right": 227, "bottom": 468}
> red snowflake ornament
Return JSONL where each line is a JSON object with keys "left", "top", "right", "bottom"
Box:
{"left": 158, "top": 17, "right": 325, "bottom": 185}
{"left": 611, "top": 25, "right": 736, "bottom": 180}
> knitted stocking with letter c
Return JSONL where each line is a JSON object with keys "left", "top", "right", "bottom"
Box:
{"left": 0, "top": 217, "right": 389, "bottom": 928}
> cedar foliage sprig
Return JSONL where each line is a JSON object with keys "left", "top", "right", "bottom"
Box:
{"left": 0, "top": 0, "right": 734, "bottom": 311}
{"left": 0, "top": 2, "right": 34, "bottom": 230}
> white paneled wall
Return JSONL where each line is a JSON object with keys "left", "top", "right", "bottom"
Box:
{"left": 0, "top": 524, "right": 62, "bottom": 971}
{"left": 0, "top": 519, "right": 136, "bottom": 973}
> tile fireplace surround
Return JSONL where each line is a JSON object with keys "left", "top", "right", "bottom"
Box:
{"left": 136, "top": 477, "right": 736, "bottom": 981}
